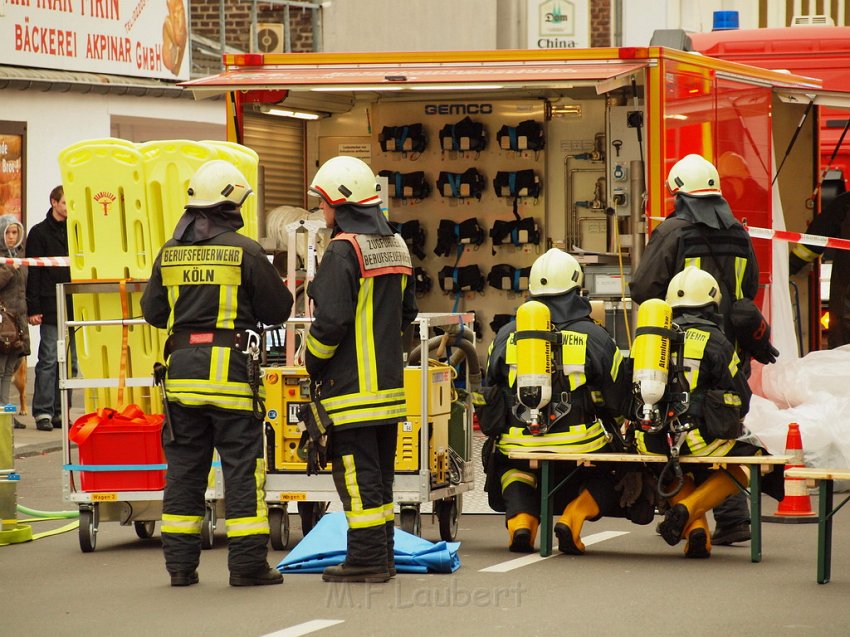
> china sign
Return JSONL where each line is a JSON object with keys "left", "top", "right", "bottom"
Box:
{"left": 2, "top": 0, "right": 189, "bottom": 81}
{"left": 527, "top": 0, "right": 590, "bottom": 50}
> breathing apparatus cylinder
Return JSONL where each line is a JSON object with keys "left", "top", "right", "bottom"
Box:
{"left": 631, "top": 298, "right": 673, "bottom": 425}
{"left": 515, "top": 300, "right": 552, "bottom": 412}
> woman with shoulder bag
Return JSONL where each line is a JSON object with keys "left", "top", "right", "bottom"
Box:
{"left": 0, "top": 215, "right": 30, "bottom": 428}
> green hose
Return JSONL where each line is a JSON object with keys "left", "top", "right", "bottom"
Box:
{"left": 16, "top": 504, "right": 79, "bottom": 519}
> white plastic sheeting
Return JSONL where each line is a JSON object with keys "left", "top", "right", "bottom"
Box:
{"left": 745, "top": 345, "right": 850, "bottom": 471}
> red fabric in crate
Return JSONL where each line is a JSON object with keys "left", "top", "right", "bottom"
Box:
{"left": 69, "top": 404, "right": 167, "bottom": 492}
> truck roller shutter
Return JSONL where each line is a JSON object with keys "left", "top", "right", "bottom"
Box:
{"left": 242, "top": 112, "right": 306, "bottom": 208}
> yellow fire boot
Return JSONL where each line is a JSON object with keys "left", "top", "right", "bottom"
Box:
{"left": 553, "top": 489, "right": 600, "bottom": 555}
{"left": 507, "top": 512, "right": 539, "bottom": 553}
{"left": 684, "top": 514, "right": 712, "bottom": 559}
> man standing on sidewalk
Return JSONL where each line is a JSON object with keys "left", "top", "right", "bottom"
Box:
{"left": 25, "top": 185, "right": 76, "bottom": 432}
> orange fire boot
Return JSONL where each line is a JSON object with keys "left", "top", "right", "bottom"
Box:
{"left": 553, "top": 489, "right": 600, "bottom": 555}
{"left": 507, "top": 512, "right": 539, "bottom": 553}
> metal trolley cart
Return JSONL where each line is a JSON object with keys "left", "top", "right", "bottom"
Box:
{"left": 57, "top": 281, "right": 224, "bottom": 552}
{"left": 262, "top": 312, "right": 477, "bottom": 549}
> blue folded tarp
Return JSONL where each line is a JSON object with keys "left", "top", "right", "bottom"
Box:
{"left": 277, "top": 511, "right": 461, "bottom": 574}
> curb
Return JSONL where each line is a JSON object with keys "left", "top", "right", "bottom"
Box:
{"left": 15, "top": 442, "right": 63, "bottom": 459}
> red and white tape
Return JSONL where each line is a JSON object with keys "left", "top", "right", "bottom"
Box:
{"left": 0, "top": 256, "right": 70, "bottom": 267}
{"left": 648, "top": 216, "right": 850, "bottom": 251}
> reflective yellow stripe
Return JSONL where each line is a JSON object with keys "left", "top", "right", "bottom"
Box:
{"left": 346, "top": 505, "right": 387, "bottom": 529}
{"left": 723, "top": 393, "right": 742, "bottom": 406}
{"left": 161, "top": 514, "right": 203, "bottom": 535}
{"left": 610, "top": 348, "right": 623, "bottom": 381}
{"left": 635, "top": 431, "right": 737, "bottom": 455}
{"left": 306, "top": 332, "right": 337, "bottom": 360}
{"left": 210, "top": 346, "right": 230, "bottom": 384}
{"left": 497, "top": 421, "right": 608, "bottom": 453}
{"left": 166, "top": 287, "right": 180, "bottom": 332}
{"left": 342, "top": 454, "right": 363, "bottom": 511}
{"left": 218, "top": 281, "right": 237, "bottom": 329}
{"left": 506, "top": 333, "right": 517, "bottom": 387}
{"left": 382, "top": 502, "right": 394, "bottom": 523}
{"left": 501, "top": 469, "right": 537, "bottom": 491}
{"left": 322, "top": 388, "right": 406, "bottom": 411}
{"left": 226, "top": 516, "right": 270, "bottom": 538}
{"left": 161, "top": 264, "right": 242, "bottom": 287}
{"left": 560, "top": 330, "right": 587, "bottom": 391}
{"left": 683, "top": 328, "right": 710, "bottom": 389}
{"left": 166, "top": 391, "right": 254, "bottom": 411}
{"left": 792, "top": 242, "right": 818, "bottom": 262}
{"left": 329, "top": 403, "right": 407, "bottom": 426}
{"left": 728, "top": 353, "right": 740, "bottom": 377}
{"left": 734, "top": 256, "right": 746, "bottom": 299}
{"left": 355, "top": 277, "right": 378, "bottom": 392}
{"left": 165, "top": 378, "right": 254, "bottom": 394}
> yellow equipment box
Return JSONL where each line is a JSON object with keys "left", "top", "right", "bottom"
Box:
{"left": 263, "top": 366, "right": 313, "bottom": 472}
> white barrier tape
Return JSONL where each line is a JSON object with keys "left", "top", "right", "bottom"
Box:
{"left": 0, "top": 256, "right": 70, "bottom": 267}
{"left": 647, "top": 216, "right": 850, "bottom": 252}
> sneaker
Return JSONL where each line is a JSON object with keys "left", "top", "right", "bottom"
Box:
{"left": 658, "top": 504, "right": 689, "bottom": 547}
{"left": 35, "top": 418, "right": 53, "bottom": 432}
{"left": 229, "top": 565, "right": 283, "bottom": 587}
{"left": 711, "top": 522, "right": 751, "bottom": 545}
{"left": 170, "top": 571, "right": 199, "bottom": 587}
{"left": 322, "top": 562, "right": 391, "bottom": 583}
{"left": 13, "top": 418, "right": 26, "bottom": 429}
{"left": 509, "top": 528, "right": 535, "bottom": 553}
{"left": 553, "top": 522, "right": 583, "bottom": 555}
{"left": 685, "top": 529, "right": 711, "bottom": 559}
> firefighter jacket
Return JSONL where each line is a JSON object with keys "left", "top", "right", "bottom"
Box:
{"left": 484, "top": 291, "right": 631, "bottom": 453}
{"left": 636, "top": 310, "right": 752, "bottom": 457}
{"left": 629, "top": 194, "right": 759, "bottom": 343}
{"left": 791, "top": 190, "right": 850, "bottom": 348}
{"left": 305, "top": 231, "right": 417, "bottom": 430}
{"left": 141, "top": 227, "right": 293, "bottom": 411}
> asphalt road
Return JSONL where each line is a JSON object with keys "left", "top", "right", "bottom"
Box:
{"left": 5, "top": 445, "right": 850, "bottom": 637}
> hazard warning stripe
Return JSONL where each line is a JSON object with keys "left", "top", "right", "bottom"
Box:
{"left": 0, "top": 256, "right": 70, "bottom": 267}
{"left": 647, "top": 217, "right": 850, "bottom": 252}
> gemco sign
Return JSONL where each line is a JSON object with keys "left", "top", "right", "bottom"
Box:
{"left": 2, "top": 0, "right": 189, "bottom": 81}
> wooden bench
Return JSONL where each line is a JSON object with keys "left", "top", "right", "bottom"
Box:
{"left": 508, "top": 451, "right": 790, "bottom": 562}
{"left": 784, "top": 467, "right": 850, "bottom": 584}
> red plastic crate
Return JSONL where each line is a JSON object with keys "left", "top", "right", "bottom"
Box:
{"left": 73, "top": 409, "right": 166, "bottom": 492}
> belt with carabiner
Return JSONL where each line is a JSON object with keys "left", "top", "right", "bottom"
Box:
{"left": 164, "top": 329, "right": 260, "bottom": 358}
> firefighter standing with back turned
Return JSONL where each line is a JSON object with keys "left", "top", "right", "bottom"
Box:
{"left": 305, "top": 156, "right": 417, "bottom": 583}
{"left": 141, "top": 160, "right": 293, "bottom": 587}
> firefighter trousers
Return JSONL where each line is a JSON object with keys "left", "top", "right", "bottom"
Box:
{"left": 330, "top": 424, "right": 398, "bottom": 569}
{"left": 161, "top": 402, "right": 269, "bottom": 575}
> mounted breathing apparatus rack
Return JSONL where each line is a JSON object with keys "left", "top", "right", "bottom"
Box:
{"left": 511, "top": 300, "right": 574, "bottom": 436}
{"left": 629, "top": 298, "right": 692, "bottom": 497}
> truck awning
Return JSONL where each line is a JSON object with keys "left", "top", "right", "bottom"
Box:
{"left": 776, "top": 88, "right": 850, "bottom": 110}
{"left": 180, "top": 60, "right": 649, "bottom": 97}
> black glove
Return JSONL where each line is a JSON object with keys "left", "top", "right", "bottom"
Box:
{"left": 614, "top": 471, "right": 644, "bottom": 508}
{"left": 297, "top": 402, "right": 333, "bottom": 476}
{"left": 789, "top": 251, "right": 809, "bottom": 276}
{"left": 730, "top": 298, "right": 779, "bottom": 365}
{"left": 752, "top": 342, "right": 780, "bottom": 365}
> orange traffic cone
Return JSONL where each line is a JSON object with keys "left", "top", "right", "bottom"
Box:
{"left": 763, "top": 423, "right": 817, "bottom": 524}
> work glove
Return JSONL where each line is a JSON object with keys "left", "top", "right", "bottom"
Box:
{"left": 297, "top": 401, "right": 333, "bottom": 476}
{"left": 614, "top": 471, "right": 644, "bottom": 509}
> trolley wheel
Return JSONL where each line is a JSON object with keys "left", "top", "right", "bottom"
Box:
{"left": 298, "top": 501, "right": 328, "bottom": 536}
{"left": 436, "top": 496, "right": 461, "bottom": 542}
{"left": 134, "top": 521, "right": 156, "bottom": 539}
{"left": 79, "top": 505, "right": 98, "bottom": 553}
{"left": 269, "top": 505, "right": 290, "bottom": 551}
{"left": 399, "top": 505, "right": 421, "bottom": 536}
{"left": 201, "top": 503, "right": 216, "bottom": 550}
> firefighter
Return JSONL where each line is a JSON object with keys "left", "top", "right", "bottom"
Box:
{"left": 629, "top": 153, "right": 777, "bottom": 546}
{"left": 483, "top": 248, "right": 636, "bottom": 554}
{"left": 305, "top": 156, "right": 417, "bottom": 583}
{"left": 789, "top": 188, "right": 850, "bottom": 348}
{"left": 637, "top": 267, "right": 783, "bottom": 558}
{"left": 141, "top": 160, "right": 293, "bottom": 587}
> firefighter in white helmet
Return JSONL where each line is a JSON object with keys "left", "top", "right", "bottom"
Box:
{"left": 480, "top": 248, "right": 638, "bottom": 554}
{"left": 305, "top": 156, "right": 417, "bottom": 583}
{"left": 635, "top": 267, "right": 783, "bottom": 558}
{"left": 142, "top": 159, "right": 293, "bottom": 586}
{"left": 629, "top": 153, "right": 777, "bottom": 546}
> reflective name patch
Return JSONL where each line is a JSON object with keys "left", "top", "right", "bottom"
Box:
{"left": 160, "top": 245, "right": 244, "bottom": 287}
{"left": 353, "top": 234, "right": 412, "bottom": 273}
